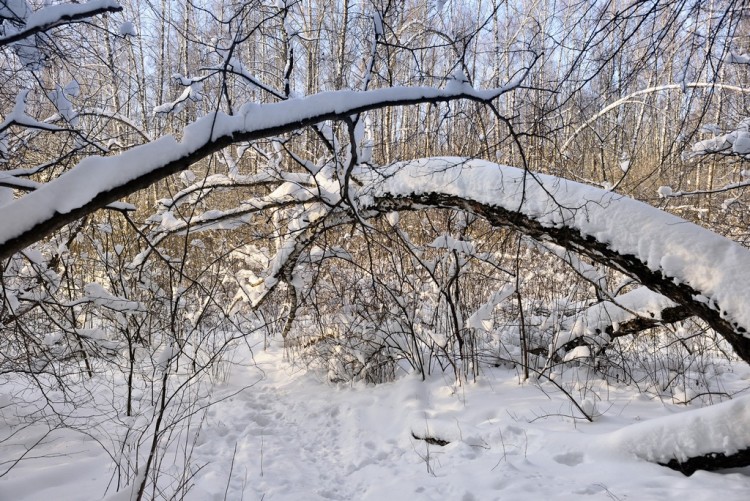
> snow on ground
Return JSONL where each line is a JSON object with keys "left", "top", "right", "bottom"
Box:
{"left": 2, "top": 337, "right": 750, "bottom": 500}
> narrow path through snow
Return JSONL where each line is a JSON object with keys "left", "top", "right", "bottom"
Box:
{"left": 192, "top": 351, "right": 372, "bottom": 500}
{"left": 187, "top": 343, "right": 750, "bottom": 501}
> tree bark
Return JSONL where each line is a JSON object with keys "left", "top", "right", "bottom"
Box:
{"left": 661, "top": 447, "right": 750, "bottom": 475}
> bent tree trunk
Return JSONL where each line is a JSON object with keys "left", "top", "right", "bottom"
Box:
{"left": 364, "top": 158, "right": 750, "bottom": 364}
{"left": 380, "top": 191, "right": 750, "bottom": 360}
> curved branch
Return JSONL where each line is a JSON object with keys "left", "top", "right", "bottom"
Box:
{"left": 561, "top": 82, "right": 750, "bottom": 154}
{"left": 362, "top": 158, "right": 750, "bottom": 363}
{"left": 0, "top": 82, "right": 529, "bottom": 259}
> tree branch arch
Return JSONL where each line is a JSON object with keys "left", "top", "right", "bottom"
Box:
{"left": 359, "top": 158, "right": 750, "bottom": 364}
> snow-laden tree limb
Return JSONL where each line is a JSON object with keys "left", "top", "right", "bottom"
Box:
{"left": 0, "top": 90, "right": 65, "bottom": 134}
{"left": 0, "top": 0, "right": 122, "bottom": 47}
{"left": 550, "top": 287, "right": 692, "bottom": 358}
{"left": 691, "top": 117, "right": 750, "bottom": 159}
{"left": 359, "top": 158, "right": 750, "bottom": 363}
{"left": 0, "top": 82, "right": 528, "bottom": 259}
{"left": 531, "top": 243, "right": 689, "bottom": 352}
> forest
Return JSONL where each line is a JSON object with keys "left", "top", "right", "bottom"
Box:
{"left": 2, "top": 0, "right": 750, "bottom": 499}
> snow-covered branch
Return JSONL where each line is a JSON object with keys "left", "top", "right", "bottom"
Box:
{"left": 691, "top": 117, "right": 750, "bottom": 159}
{"left": 550, "top": 287, "right": 691, "bottom": 358}
{"left": 360, "top": 158, "right": 750, "bottom": 363}
{"left": 153, "top": 81, "right": 204, "bottom": 116}
{"left": 0, "top": 81, "right": 528, "bottom": 259}
{"left": 0, "top": 90, "right": 65, "bottom": 135}
{"left": 0, "top": 0, "right": 122, "bottom": 47}
{"left": 657, "top": 178, "right": 750, "bottom": 198}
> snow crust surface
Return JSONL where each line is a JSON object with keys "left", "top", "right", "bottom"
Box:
{"left": 3, "top": 340, "right": 749, "bottom": 501}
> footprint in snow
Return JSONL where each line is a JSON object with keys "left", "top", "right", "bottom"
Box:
{"left": 553, "top": 451, "right": 584, "bottom": 466}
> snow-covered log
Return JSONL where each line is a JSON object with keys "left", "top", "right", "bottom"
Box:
{"left": 604, "top": 395, "right": 750, "bottom": 474}
{"left": 661, "top": 448, "right": 750, "bottom": 475}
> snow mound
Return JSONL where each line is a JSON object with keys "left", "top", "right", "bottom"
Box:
{"left": 604, "top": 395, "right": 750, "bottom": 464}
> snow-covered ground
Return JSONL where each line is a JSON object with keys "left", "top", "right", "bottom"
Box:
{"left": 2, "top": 338, "right": 750, "bottom": 500}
